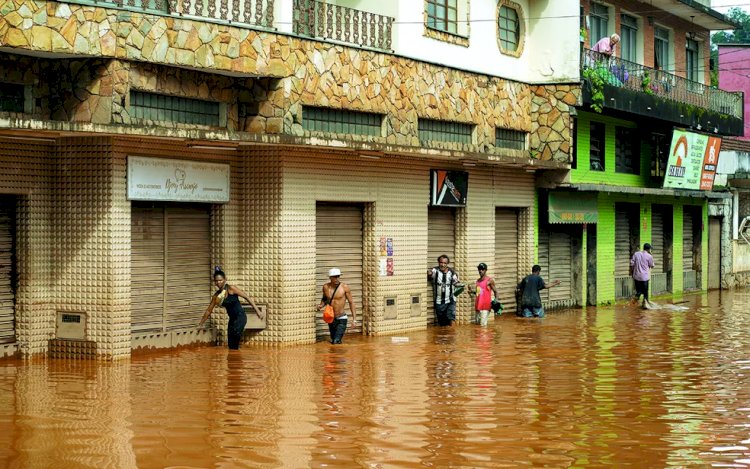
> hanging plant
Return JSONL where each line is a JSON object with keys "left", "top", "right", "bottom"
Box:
{"left": 641, "top": 71, "right": 654, "bottom": 96}
{"left": 583, "top": 67, "right": 605, "bottom": 113}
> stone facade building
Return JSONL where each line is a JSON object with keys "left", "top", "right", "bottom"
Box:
{"left": 0, "top": 0, "right": 582, "bottom": 358}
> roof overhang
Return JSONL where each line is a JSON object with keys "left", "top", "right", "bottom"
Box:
{"left": 564, "top": 183, "right": 732, "bottom": 199}
{"left": 646, "top": 0, "right": 738, "bottom": 30}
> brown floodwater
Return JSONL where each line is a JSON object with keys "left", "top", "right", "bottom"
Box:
{"left": 3, "top": 290, "right": 750, "bottom": 468}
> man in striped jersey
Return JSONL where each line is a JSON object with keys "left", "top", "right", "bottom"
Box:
{"left": 428, "top": 255, "right": 461, "bottom": 327}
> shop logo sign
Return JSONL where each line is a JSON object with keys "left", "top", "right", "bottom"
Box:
{"left": 128, "top": 156, "right": 230, "bottom": 203}
{"left": 663, "top": 130, "right": 722, "bottom": 191}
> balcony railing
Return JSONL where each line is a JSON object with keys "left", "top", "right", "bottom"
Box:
{"left": 67, "top": 0, "right": 274, "bottom": 29}
{"left": 582, "top": 49, "right": 743, "bottom": 120}
{"left": 293, "top": 0, "right": 394, "bottom": 51}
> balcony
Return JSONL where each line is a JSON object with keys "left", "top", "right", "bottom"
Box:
{"left": 582, "top": 49, "right": 744, "bottom": 136}
{"left": 65, "top": 0, "right": 274, "bottom": 28}
{"left": 293, "top": 0, "right": 394, "bottom": 52}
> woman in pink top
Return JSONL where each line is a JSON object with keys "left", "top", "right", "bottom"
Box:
{"left": 473, "top": 263, "right": 499, "bottom": 327}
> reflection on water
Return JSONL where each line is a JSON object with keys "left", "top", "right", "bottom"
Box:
{"left": 4, "top": 291, "right": 750, "bottom": 467}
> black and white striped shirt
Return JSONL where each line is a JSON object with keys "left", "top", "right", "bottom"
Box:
{"left": 431, "top": 267, "right": 459, "bottom": 305}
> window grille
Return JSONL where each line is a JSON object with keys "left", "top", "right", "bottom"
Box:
{"left": 498, "top": 5, "right": 520, "bottom": 52}
{"left": 130, "top": 91, "right": 221, "bottom": 126}
{"left": 615, "top": 127, "right": 639, "bottom": 174}
{"left": 589, "top": 121, "right": 605, "bottom": 171}
{"left": 418, "top": 119, "right": 473, "bottom": 144}
{"left": 302, "top": 106, "right": 383, "bottom": 136}
{"left": 426, "top": 0, "right": 458, "bottom": 34}
{"left": 495, "top": 128, "right": 526, "bottom": 150}
{"left": 0, "top": 84, "right": 25, "bottom": 113}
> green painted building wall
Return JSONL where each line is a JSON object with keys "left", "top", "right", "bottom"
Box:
{"left": 560, "top": 111, "right": 711, "bottom": 306}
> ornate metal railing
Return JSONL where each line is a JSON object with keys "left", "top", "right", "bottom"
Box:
{"left": 293, "top": 0, "right": 394, "bottom": 51}
{"left": 67, "top": 0, "right": 274, "bottom": 28}
{"left": 582, "top": 48, "right": 743, "bottom": 119}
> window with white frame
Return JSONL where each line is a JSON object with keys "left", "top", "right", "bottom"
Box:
{"left": 620, "top": 13, "right": 638, "bottom": 62}
{"left": 686, "top": 38, "right": 700, "bottom": 83}
{"left": 589, "top": 2, "right": 609, "bottom": 46}
{"left": 426, "top": 0, "right": 459, "bottom": 35}
{"left": 654, "top": 26, "right": 670, "bottom": 70}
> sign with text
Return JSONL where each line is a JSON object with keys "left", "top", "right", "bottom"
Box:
{"left": 663, "top": 130, "right": 722, "bottom": 191}
{"left": 430, "top": 170, "right": 468, "bottom": 207}
{"left": 127, "top": 156, "right": 230, "bottom": 203}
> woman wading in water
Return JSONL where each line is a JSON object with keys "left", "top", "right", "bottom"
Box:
{"left": 199, "top": 267, "right": 264, "bottom": 350}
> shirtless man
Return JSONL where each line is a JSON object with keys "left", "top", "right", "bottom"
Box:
{"left": 317, "top": 268, "right": 357, "bottom": 344}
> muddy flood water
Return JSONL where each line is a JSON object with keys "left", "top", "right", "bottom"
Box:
{"left": 4, "top": 291, "right": 750, "bottom": 468}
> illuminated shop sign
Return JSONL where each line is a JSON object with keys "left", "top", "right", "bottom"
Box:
{"left": 127, "top": 156, "right": 230, "bottom": 203}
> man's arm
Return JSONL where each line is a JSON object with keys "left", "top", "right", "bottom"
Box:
{"left": 489, "top": 278, "right": 499, "bottom": 299}
{"left": 317, "top": 285, "right": 328, "bottom": 311}
{"left": 344, "top": 284, "right": 356, "bottom": 322}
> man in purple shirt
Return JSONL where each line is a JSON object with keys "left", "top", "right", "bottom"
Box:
{"left": 630, "top": 243, "right": 655, "bottom": 307}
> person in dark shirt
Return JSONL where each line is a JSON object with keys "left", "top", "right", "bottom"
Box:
{"left": 516, "top": 264, "right": 561, "bottom": 318}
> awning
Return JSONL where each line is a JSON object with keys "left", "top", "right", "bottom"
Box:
{"left": 549, "top": 192, "right": 598, "bottom": 224}
{"left": 565, "top": 183, "right": 732, "bottom": 199}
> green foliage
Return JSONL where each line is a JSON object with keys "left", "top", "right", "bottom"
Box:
{"left": 710, "top": 7, "right": 750, "bottom": 85}
{"left": 641, "top": 71, "right": 654, "bottom": 95}
{"left": 583, "top": 67, "right": 605, "bottom": 113}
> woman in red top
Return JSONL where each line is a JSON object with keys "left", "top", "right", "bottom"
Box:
{"left": 473, "top": 263, "right": 499, "bottom": 327}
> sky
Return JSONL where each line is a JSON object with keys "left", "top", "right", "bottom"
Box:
{"left": 712, "top": 0, "right": 748, "bottom": 13}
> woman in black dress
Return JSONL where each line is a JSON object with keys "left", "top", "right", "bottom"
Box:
{"left": 198, "top": 267, "right": 264, "bottom": 350}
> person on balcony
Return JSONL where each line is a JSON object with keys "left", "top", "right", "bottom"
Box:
{"left": 592, "top": 33, "right": 620, "bottom": 57}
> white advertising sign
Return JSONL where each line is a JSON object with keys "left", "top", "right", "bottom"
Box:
{"left": 127, "top": 156, "right": 230, "bottom": 203}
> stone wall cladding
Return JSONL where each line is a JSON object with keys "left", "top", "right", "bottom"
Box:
{"left": 0, "top": 1, "right": 578, "bottom": 163}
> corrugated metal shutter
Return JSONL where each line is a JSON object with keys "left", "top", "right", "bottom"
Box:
{"left": 494, "top": 169, "right": 535, "bottom": 207}
{"left": 0, "top": 201, "right": 15, "bottom": 343}
{"left": 131, "top": 204, "right": 211, "bottom": 333}
{"left": 427, "top": 207, "right": 455, "bottom": 325}
{"left": 495, "top": 209, "right": 518, "bottom": 313}
{"left": 316, "top": 204, "right": 364, "bottom": 340}
{"left": 683, "top": 210, "right": 694, "bottom": 270}
{"left": 538, "top": 229, "right": 573, "bottom": 306}
{"left": 131, "top": 206, "right": 166, "bottom": 333}
{"left": 651, "top": 210, "right": 664, "bottom": 273}
{"left": 165, "top": 206, "right": 211, "bottom": 330}
{"left": 615, "top": 209, "right": 632, "bottom": 276}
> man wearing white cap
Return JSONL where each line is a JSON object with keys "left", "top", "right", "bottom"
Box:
{"left": 317, "top": 267, "right": 357, "bottom": 344}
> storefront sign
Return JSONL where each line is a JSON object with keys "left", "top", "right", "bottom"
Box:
{"left": 127, "top": 156, "right": 230, "bottom": 203}
{"left": 549, "top": 192, "right": 598, "bottom": 224}
{"left": 663, "top": 130, "right": 722, "bottom": 191}
{"left": 430, "top": 170, "right": 468, "bottom": 207}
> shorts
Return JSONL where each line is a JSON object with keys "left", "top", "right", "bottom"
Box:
{"left": 435, "top": 302, "right": 456, "bottom": 326}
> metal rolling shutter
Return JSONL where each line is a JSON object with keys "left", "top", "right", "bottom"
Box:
{"left": 651, "top": 210, "right": 664, "bottom": 273}
{"left": 495, "top": 209, "right": 518, "bottom": 313}
{"left": 0, "top": 201, "right": 15, "bottom": 343}
{"left": 615, "top": 209, "right": 632, "bottom": 276}
{"left": 131, "top": 204, "right": 211, "bottom": 333}
{"left": 548, "top": 232, "right": 573, "bottom": 303}
{"left": 683, "top": 211, "right": 694, "bottom": 271}
{"left": 165, "top": 206, "right": 211, "bottom": 330}
{"left": 538, "top": 229, "right": 573, "bottom": 306}
{"left": 316, "top": 204, "right": 364, "bottom": 340}
{"left": 427, "top": 207, "right": 455, "bottom": 325}
{"left": 131, "top": 205, "right": 166, "bottom": 333}
{"left": 538, "top": 229, "right": 550, "bottom": 304}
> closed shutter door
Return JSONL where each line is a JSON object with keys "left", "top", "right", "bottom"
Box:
{"left": 495, "top": 209, "right": 518, "bottom": 313}
{"left": 548, "top": 232, "right": 573, "bottom": 303}
{"left": 165, "top": 205, "right": 211, "bottom": 330}
{"left": 427, "top": 207, "right": 455, "bottom": 325}
{"left": 651, "top": 210, "right": 664, "bottom": 273}
{"left": 316, "top": 204, "right": 364, "bottom": 340}
{"left": 615, "top": 210, "right": 632, "bottom": 276}
{"left": 0, "top": 201, "right": 15, "bottom": 343}
{"left": 538, "top": 229, "right": 550, "bottom": 304}
{"left": 131, "top": 204, "right": 211, "bottom": 333}
{"left": 131, "top": 206, "right": 166, "bottom": 333}
{"left": 683, "top": 210, "right": 694, "bottom": 270}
